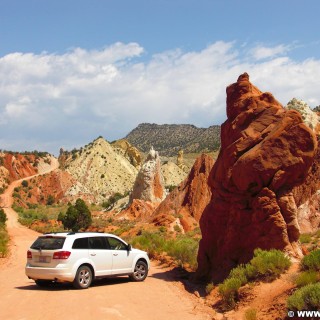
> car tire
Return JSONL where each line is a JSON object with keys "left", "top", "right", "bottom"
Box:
{"left": 73, "top": 265, "right": 93, "bottom": 289}
{"left": 129, "top": 260, "right": 148, "bottom": 282}
{"left": 35, "top": 280, "right": 53, "bottom": 287}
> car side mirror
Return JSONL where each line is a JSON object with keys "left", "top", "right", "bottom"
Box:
{"left": 127, "top": 244, "right": 132, "bottom": 251}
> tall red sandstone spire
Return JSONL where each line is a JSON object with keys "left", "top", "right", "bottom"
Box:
{"left": 196, "top": 73, "right": 317, "bottom": 281}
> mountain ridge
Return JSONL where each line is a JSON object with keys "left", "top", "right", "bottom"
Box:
{"left": 125, "top": 123, "right": 220, "bottom": 156}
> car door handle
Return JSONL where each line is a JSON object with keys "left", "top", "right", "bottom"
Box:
{"left": 113, "top": 253, "right": 118, "bottom": 256}
{"left": 90, "top": 253, "right": 96, "bottom": 256}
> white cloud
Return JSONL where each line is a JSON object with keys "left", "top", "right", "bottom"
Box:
{"left": 250, "top": 44, "right": 291, "bottom": 60}
{"left": 0, "top": 41, "right": 320, "bottom": 154}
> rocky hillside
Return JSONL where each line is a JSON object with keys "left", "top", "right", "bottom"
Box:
{"left": 0, "top": 152, "right": 52, "bottom": 193}
{"left": 125, "top": 123, "right": 220, "bottom": 156}
{"left": 59, "top": 137, "right": 138, "bottom": 203}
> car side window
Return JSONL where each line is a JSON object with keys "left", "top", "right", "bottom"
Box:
{"left": 72, "top": 237, "right": 89, "bottom": 249}
{"left": 107, "top": 237, "right": 127, "bottom": 250}
{"left": 89, "top": 237, "right": 110, "bottom": 250}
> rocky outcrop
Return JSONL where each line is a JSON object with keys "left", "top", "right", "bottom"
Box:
{"left": 130, "top": 147, "right": 165, "bottom": 203}
{"left": 197, "top": 73, "right": 317, "bottom": 282}
{"left": 2, "top": 153, "right": 38, "bottom": 181}
{"left": 112, "top": 139, "right": 142, "bottom": 168}
{"left": 286, "top": 98, "right": 320, "bottom": 135}
{"left": 151, "top": 154, "right": 214, "bottom": 232}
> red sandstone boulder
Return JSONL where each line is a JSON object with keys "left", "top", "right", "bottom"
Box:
{"left": 151, "top": 154, "right": 214, "bottom": 232}
{"left": 196, "top": 73, "right": 317, "bottom": 282}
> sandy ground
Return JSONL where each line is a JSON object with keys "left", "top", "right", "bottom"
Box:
{"left": 0, "top": 160, "right": 212, "bottom": 320}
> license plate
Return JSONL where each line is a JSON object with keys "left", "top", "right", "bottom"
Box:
{"left": 39, "top": 256, "right": 49, "bottom": 263}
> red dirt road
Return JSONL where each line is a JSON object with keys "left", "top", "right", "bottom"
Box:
{"left": 0, "top": 162, "right": 211, "bottom": 320}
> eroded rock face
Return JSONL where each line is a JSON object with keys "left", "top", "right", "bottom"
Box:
{"left": 130, "top": 147, "right": 165, "bottom": 203}
{"left": 197, "top": 73, "right": 317, "bottom": 282}
{"left": 151, "top": 154, "right": 214, "bottom": 232}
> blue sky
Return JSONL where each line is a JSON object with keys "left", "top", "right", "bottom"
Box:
{"left": 0, "top": 0, "right": 320, "bottom": 154}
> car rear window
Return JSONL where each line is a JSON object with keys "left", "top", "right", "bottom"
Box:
{"left": 31, "top": 236, "right": 66, "bottom": 250}
{"left": 72, "top": 237, "right": 89, "bottom": 249}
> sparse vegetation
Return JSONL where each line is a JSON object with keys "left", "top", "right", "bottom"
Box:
{"left": 301, "top": 249, "right": 320, "bottom": 271}
{"left": 244, "top": 308, "right": 257, "bottom": 320}
{"left": 295, "top": 271, "right": 319, "bottom": 287}
{"left": 0, "top": 209, "right": 8, "bottom": 257}
{"left": 218, "top": 249, "right": 291, "bottom": 310}
{"left": 287, "top": 283, "right": 320, "bottom": 311}
{"left": 128, "top": 230, "right": 200, "bottom": 270}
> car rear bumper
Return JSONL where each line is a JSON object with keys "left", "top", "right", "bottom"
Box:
{"left": 25, "top": 265, "right": 74, "bottom": 282}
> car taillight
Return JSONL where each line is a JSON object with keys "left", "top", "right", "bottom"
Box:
{"left": 53, "top": 251, "right": 71, "bottom": 259}
{"left": 27, "top": 250, "right": 32, "bottom": 259}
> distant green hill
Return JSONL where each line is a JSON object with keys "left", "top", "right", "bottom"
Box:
{"left": 125, "top": 123, "right": 220, "bottom": 156}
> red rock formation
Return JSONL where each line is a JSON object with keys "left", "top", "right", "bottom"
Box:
{"left": 197, "top": 73, "right": 317, "bottom": 282}
{"left": 118, "top": 199, "right": 160, "bottom": 221}
{"left": 151, "top": 154, "right": 214, "bottom": 232}
{"left": 3, "top": 153, "right": 38, "bottom": 181}
{"left": 15, "top": 170, "right": 95, "bottom": 206}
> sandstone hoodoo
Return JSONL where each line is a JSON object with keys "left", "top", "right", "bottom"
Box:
{"left": 152, "top": 153, "right": 214, "bottom": 232}
{"left": 130, "top": 146, "right": 165, "bottom": 203}
{"left": 197, "top": 73, "right": 317, "bottom": 282}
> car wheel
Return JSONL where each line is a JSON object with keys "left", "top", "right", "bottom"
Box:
{"left": 73, "top": 265, "right": 93, "bottom": 289}
{"left": 35, "top": 280, "right": 53, "bottom": 287}
{"left": 130, "top": 261, "right": 148, "bottom": 282}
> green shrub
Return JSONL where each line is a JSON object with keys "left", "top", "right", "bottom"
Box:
{"left": 249, "top": 248, "right": 291, "bottom": 279}
{"left": 218, "top": 277, "right": 242, "bottom": 309}
{"left": 287, "top": 283, "right": 320, "bottom": 311}
{"left": 46, "top": 194, "right": 55, "bottom": 205}
{"left": 301, "top": 249, "right": 320, "bottom": 271}
{"left": 0, "top": 228, "right": 9, "bottom": 257}
{"left": 205, "top": 282, "right": 214, "bottom": 295}
{"left": 21, "top": 180, "right": 28, "bottom": 188}
{"left": 244, "top": 308, "right": 257, "bottom": 320}
{"left": 228, "top": 264, "right": 248, "bottom": 285}
{"left": 295, "top": 271, "right": 319, "bottom": 287}
{"left": 59, "top": 199, "right": 92, "bottom": 232}
{"left": 299, "top": 233, "right": 312, "bottom": 244}
{"left": 130, "top": 231, "right": 199, "bottom": 269}
{"left": 0, "top": 209, "right": 7, "bottom": 225}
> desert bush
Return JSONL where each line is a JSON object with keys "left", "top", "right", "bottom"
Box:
{"left": 0, "top": 228, "right": 9, "bottom": 257}
{"left": 130, "top": 231, "right": 199, "bottom": 269}
{"left": 249, "top": 248, "right": 291, "bottom": 279}
{"left": 228, "top": 264, "right": 248, "bottom": 285}
{"left": 218, "top": 277, "right": 242, "bottom": 309}
{"left": 287, "top": 283, "right": 320, "bottom": 311}
{"left": 301, "top": 249, "right": 320, "bottom": 271}
{"left": 299, "top": 233, "right": 312, "bottom": 244}
{"left": 295, "top": 271, "right": 319, "bottom": 287}
{"left": 205, "top": 282, "right": 214, "bottom": 295}
{"left": 21, "top": 180, "right": 28, "bottom": 188}
{"left": 46, "top": 194, "right": 55, "bottom": 205}
{"left": 167, "top": 236, "right": 198, "bottom": 268}
{"left": 0, "top": 209, "right": 7, "bottom": 225}
{"left": 244, "top": 308, "right": 257, "bottom": 320}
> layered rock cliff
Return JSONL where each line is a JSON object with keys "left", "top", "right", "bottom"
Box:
{"left": 151, "top": 153, "right": 214, "bottom": 232}
{"left": 197, "top": 73, "right": 317, "bottom": 281}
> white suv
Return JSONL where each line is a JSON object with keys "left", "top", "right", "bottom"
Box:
{"left": 25, "top": 232, "right": 150, "bottom": 289}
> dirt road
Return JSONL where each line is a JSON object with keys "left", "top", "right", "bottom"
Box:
{"left": 0, "top": 160, "right": 211, "bottom": 320}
